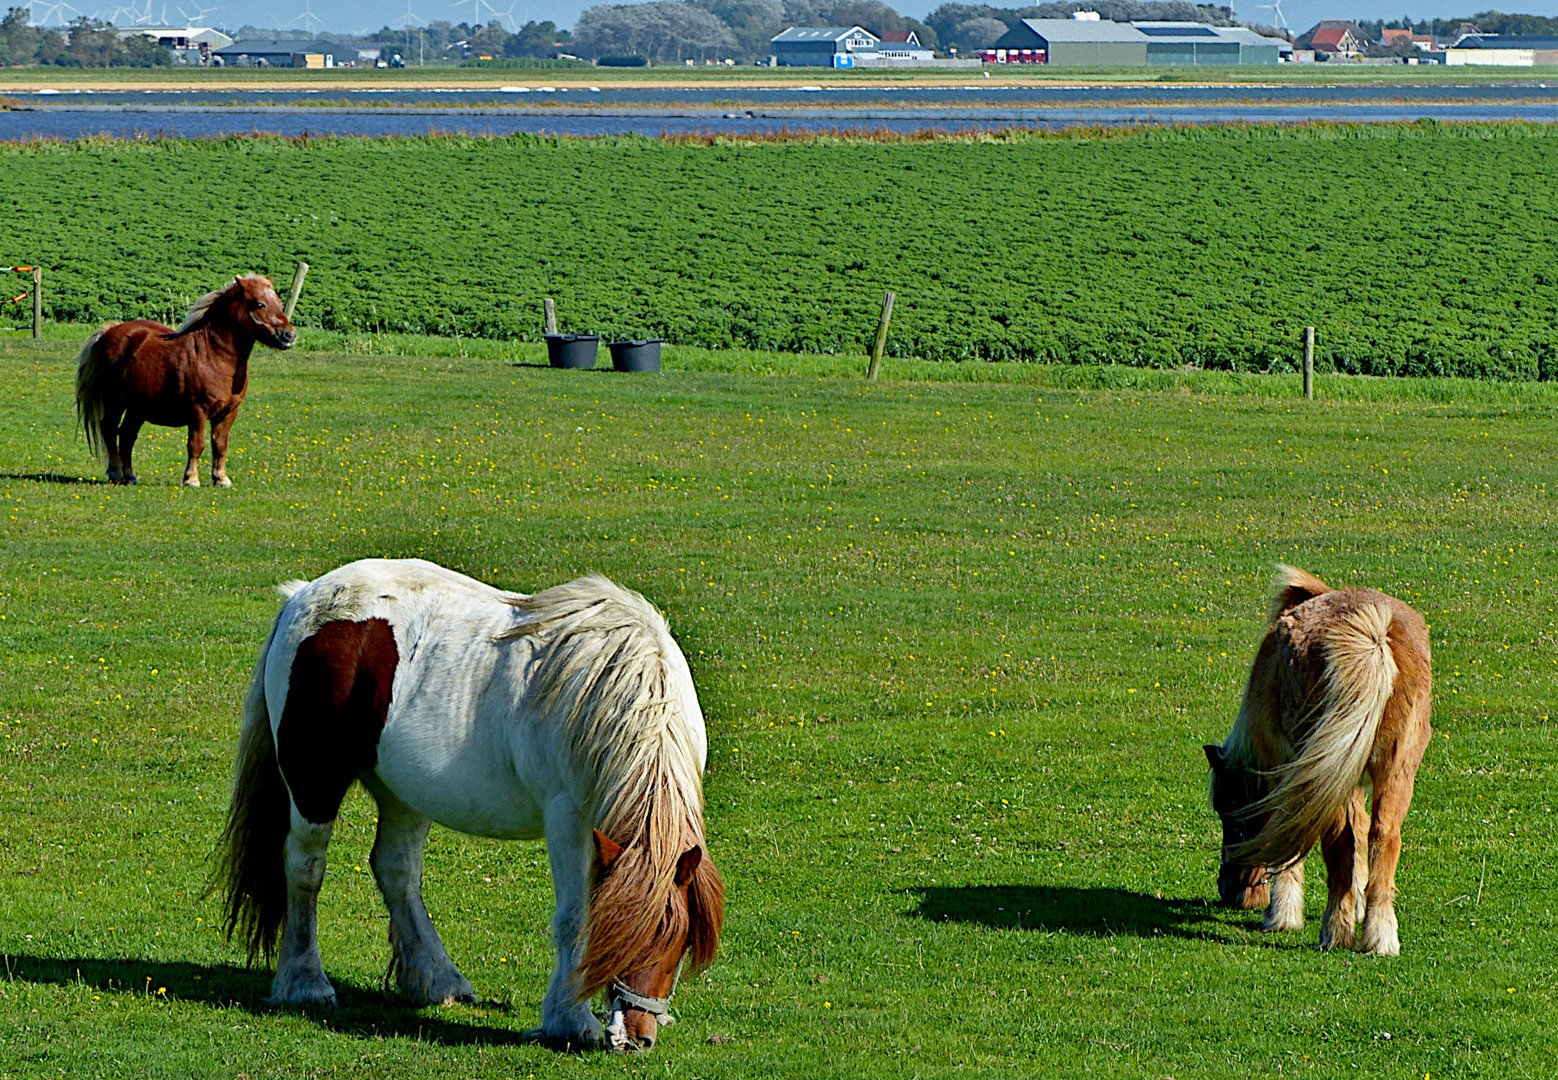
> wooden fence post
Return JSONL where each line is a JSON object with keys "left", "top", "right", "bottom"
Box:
{"left": 866, "top": 291, "right": 895, "bottom": 382}
{"left": 544, "top": 297, "right": 557, "bottom": 336}
{"left": 1303, "top": 326, "right": 1315, "bottom": 400}
{"left": 284, "top": 261, "right": 310, "bottom": 322}
{"left": 32, "top": 266, "right": 42, "bottom": 340}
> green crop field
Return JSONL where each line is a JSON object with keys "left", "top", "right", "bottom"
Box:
{"left": 4, "top": 124, "right": 1558, "bottom": 377}
{"left": 2, "top": 332, "right": 1556, "bottom": 1078}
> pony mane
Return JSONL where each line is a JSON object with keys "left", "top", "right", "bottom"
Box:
{"left": 498, "top": 576, "right": 720, "bottom": 997}
{"left": 177, "top": 275, "right": 265, "bottom": 333}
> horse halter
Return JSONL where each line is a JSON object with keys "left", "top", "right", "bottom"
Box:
{"left": 608, "top": 954, "right": 685, "bottom": 1021}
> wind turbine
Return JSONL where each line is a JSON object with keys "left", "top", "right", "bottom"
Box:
{"left": 397, "top": 0, "right": 426, "bottom": 27}
{"left": 1259, "top": 0, "right": 1289, "bottom": 32}
{"left": 178, "top": 2, "right": 220, "bottom": 24}
{"left": 283, "top": 0, "right": 327, "bottom": 35}
{"left": 34, "top": 0, "right": 83, "bottom": 26}
{"left": 453, "top": 0, "right": 493, "bottom": 28}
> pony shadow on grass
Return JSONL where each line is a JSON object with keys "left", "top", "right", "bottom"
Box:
{"left": 0, "top": 953, "right": 558, "bottom": 1050}
{"left": 0, "top": 471, "right": 101, "bottom": 485}
{"left": 910, "top": 885, "right": 1265, "bottom": 944}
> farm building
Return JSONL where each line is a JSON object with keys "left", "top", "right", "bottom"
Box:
{"left": 771, "top": 27, "right": 880, "bottom": 67}
{"left": 112, "top": 25, "right": 233, "bottom": 51}
{"left": 1299, "top": 20, "right": 1368, "bottom": 57}
{"left": 213, "top": 38, "right": 345, "bottom": 68}
{"left": 983, "top": 18, "right": 1283, "bottom": 66}
{"left": 110, "top": 24, "right": 233, "bottom": 64}
{"left": 1134, "top": 23, "right": 1242, "bottom": 64}
{"left": 986, "top": 18, "right": 1149, "bottom": 66}
{"left": 1380, "top": 28, "right": 1434, "bottom": 50}
{"left": 1210, "top": 26, "right": 1290, "bottom": 62}
{"left": 769, "top": 26, "right": 936, "bottom": 66}
{"left": 1449, "top": 34, "right": 1558, "bottom": 64}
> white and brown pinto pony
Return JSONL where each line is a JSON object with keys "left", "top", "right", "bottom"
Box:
{"left": 1205, "top": 566, "right": 1431, "bottom": 956}
{"left": 213, "top": 559, "right": 723, "bottom": 1051}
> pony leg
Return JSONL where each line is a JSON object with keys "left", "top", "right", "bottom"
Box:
{"left": 1262, "top": 859, "right": 1305, "bottom": 932}
{"left": 362, "top": 777, "right": 474, "bottom": 1006}
{"left": 268, "top": 813, "right": 338, "bottom": 1005}
{"left": 210, "top": 411, "right": 238, "bottom": 488}
{"left": 1357, "top": 770, "right": 1417, "bottom": 957}
{"left": 183, "top": 419, "right": 206, "bottom": 487}
{"left": 98, "top": 405, "right": 125, "bottom": 483}
{"left": 1318, "top": 789, "right": 1368, "bottom": 949}
{"left": 117, "top": 415, "right": 144, "bottom": 486}
{"left": 530, "top": 794, "right": 604, "bottom": 1047}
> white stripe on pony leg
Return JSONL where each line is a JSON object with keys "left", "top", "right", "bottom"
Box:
{"left": 531, "top": 794, "right": 604, "bottom": 1047}
{"left": 1262, "top": 860, "right": 1305, "bottom": 933}
{"left": 365, "top": 778, "right": 475, "bottom": 1007}
{"left": 268, "top": 814, "right": 337, "bottom": 1006}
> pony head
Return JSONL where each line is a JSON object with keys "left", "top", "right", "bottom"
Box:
{"left": 585, "top": 827, "right": 723, "bottom": 1052}
{"left": 1204, "top": 744, "right": 1271, "bottom": 910}
{"left": 181, "top": 275, "right": 296, "bottom": 350}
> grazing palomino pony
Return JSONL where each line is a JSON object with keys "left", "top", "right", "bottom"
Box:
{"left": 213, "top": 559, "right": 723, "bottom": 1052}
{"left": 1205, "top": 566, "right": 1432, "bottom": 956}
{"left": 75, "top": 274, "right": 295, "bottom": 487}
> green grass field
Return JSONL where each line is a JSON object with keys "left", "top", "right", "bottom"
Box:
{"left": 7, "top": 126, "right": 1558, "bottom": 375}
{"left": 2, "top": 333, "right": 1556, "bottom": 1078}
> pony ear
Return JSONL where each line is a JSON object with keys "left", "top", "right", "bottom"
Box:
{"left": 233, "top": 275, "right": 244, "bottom": 285}
{"left": 1204, "top": 744, "right": 1225, "bottom": 770}
{"left": 674, "top": 845, "right": 703, "bottom": 887}
{"left": 593, "top": 828, "right": 624, "bottom": 868}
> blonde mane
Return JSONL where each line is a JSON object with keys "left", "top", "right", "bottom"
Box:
{"left": 177, "top": 275, "right": 265, "bottom": 333}
{"left": 499, "top": 576, "right": 720, "bottom": 997}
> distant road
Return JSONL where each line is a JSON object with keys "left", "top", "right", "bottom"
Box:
{"left": 5, "top": 64, "right": 1558, "bottom": 95}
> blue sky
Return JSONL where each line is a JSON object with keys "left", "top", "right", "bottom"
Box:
{"left": 31, "top": 0, "right": 1558, "bottom": 38}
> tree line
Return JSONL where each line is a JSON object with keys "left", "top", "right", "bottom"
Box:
{"left": 1, "top": 9, "right": 172, "bottom": 66}
{"left": 1357, "top": 10, "right": 1558, "bottom": 41}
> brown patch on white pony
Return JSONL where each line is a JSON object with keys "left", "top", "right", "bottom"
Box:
{"left": 277, "top": 618, "right": 398, "bottom": 824}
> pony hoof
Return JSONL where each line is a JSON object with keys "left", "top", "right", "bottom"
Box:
{"left": 266, "top": 988, "right": 338, "bottom": 1008}
{"left": 214, "top": 476, "right": 233, "bottom": 489}
{"left": 183, "top": 476, "right": 201, "bottom": 488}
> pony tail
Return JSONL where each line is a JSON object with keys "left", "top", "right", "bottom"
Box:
{"left": 209, "top": 611, "right": 292, "bottom": 964}
{"left": 1234, "top": 601, "right": 1397, "bottom": 869}
{"left": 75, "top": 329, "right": 111, "bottom": 459}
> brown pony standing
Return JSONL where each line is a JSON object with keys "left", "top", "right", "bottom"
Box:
{"left": 1205, "top": 566, "right": 1432, "bottom": 956}
{"left": 76, "top": 274, "right": 295, "bottom": 487}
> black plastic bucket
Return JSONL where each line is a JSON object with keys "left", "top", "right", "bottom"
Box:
{"left": 546, "top": 334, "right": 600, "bottom": 369}
{"left": 608, "top": 339, "right": 662, "bottom": 373}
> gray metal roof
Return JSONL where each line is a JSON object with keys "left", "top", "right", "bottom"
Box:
{"left": 1134, "top": 22, "right": 1221, "bottom": 37}
{"left": 772, "top": 26, "right": 875, "bottom": 44}
{"left": 217, "top": 38, "right": 343, "bottom": 55}
{"left": 1207, "top": 26, "right": 1290, "bottom": 46}
{"left": 1456, "top": 34, "right": 1558, "bottom": 49}
{"left": 1018, "top": 18, "right": 1149, "bottom": 43}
